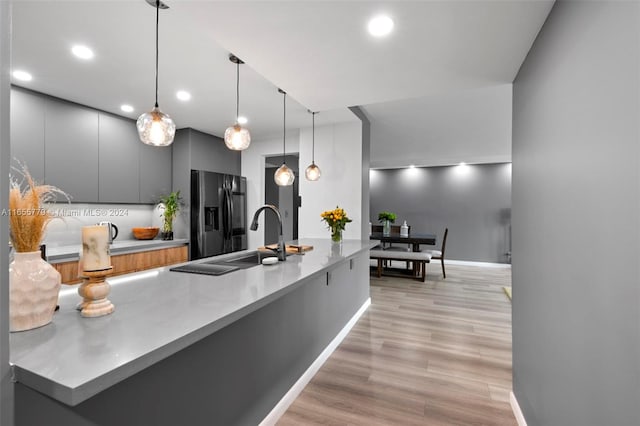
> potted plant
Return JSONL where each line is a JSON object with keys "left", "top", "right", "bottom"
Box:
{"left": 159, "top": 190, "right": 182, "bottom": 240}
{"left": 378, "top": 211, "right": 397, "bottom": 236}
{"left": 9, "top": 166, "right": 67, "bottom": 332}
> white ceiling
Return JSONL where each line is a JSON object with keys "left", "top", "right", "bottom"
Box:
{"left": 368, "top": 84, "right": 513, "bottom": 168}
{"left": 10, "top": 0, "right": 554, "bottom": 167}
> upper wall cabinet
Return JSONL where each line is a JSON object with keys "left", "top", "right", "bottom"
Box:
{"left": 10, "top": 89, "right": 46, "bottom": 182}
{"left": 139, "top": 143, "right": 172, "bottom": 204}
{"left": 98, "top": 114, "right": 140, "bottom": 203}
{"left": 10, "top": 87, "right": 173, "bottom": 204}
{"left": 45, "top": 97, "right": 100, "bottom": 202}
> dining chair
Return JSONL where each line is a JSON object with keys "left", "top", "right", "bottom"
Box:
{"left": 426, "top": 228, "right": 448, "bottom": 278}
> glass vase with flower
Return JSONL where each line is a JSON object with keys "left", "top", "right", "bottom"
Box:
{"left": 321, "top": 206, "right": 352, "bottom": 244}
{"left": 377, "top": 211, "right": 397, "bottom": 236}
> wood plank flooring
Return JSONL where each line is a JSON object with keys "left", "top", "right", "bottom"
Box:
{"left": 278, "top": 263, "right": 515, "bottom": 425}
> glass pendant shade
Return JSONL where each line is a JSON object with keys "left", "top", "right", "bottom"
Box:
{"left": 305, "top": 162, "right": 321, "bottom": 181}
{"left": 274, "top": 163, "right": 295, "bottom": 186}
{"left": 275, "top": 88, "right": 294, "bottom": 186}
{"left": 224, "top": 123, "right": 251, "bottom": 150}
{"left": 137, "top": 107, "right": 176, "bottom": 146}
{"left": 225, "top": 54, "right": 250, "bottom": 151}
{"left": 305, "top": 111, "right": 321, "bottom": 181}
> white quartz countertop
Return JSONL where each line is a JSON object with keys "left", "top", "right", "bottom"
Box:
{"left": 10, "top": 238, "right": 378, "bottom": 406}
{"left": 45, "top": 238, "right": 189, "bottom": 263}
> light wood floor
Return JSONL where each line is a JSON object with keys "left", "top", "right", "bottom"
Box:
{"left": 278, "top": 262, "right": 515, "bottom": 426}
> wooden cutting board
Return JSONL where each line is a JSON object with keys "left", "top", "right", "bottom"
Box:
{"left": 259, "top": 244, "right": 314, "bottom": 254}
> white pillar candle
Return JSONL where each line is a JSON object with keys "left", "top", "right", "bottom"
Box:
{"left": 82, "top": 225, "right": 111, "bottom": 271}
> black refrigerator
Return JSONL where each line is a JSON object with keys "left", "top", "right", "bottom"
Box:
{"left": 190, "top": 170, "right": 247, "bottom": 260}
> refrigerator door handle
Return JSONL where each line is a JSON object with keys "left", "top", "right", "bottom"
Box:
{"left": 221, "top": 185, "right": 231, "bottom": 246}
{"left": 226, "top": 187, "right": 233, "bottom": 240}
{"left": 197, "top": 174, "right": 206, "bottom": 258}
{"left": 221, "top": 186, "right": 227, "bottom": 242}
{"left": 229, "top": 188, "right": 235, "bottom": 238}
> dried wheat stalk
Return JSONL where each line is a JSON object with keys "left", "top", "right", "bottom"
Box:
{"left": 9, "top": 165, "right": 68, "bottom": 253}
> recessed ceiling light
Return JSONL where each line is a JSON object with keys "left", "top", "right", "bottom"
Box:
{"left": 12, "top": 70, "right": 32, "bottom": 82}
{"left": 176, "top": 90, "right": 191, "bottom": 101}
{"left": 409, "top": 164, "right": 415, "bottom": 169}
{"left": 237, "top": 116, "right": 248, "bottom": 125}
{"left": 120, "top": 104, "right": 134, "bottom": 113}
{"left": 71, "top": 45, "right": 94, "bottom": 60}
{"left": 368, "top": 15, "right": 394, "bottom": 37}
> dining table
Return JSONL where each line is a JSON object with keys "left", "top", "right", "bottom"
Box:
{"left": 370, "top": 231, "right": 437, "bottom": 252}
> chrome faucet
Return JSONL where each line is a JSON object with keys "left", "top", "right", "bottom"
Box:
{"left": 249, "top": 204, "right": 286, "bottom": 261}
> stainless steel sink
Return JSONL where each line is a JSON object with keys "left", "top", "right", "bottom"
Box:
{"left": 170, "top": 251, "right": 278, "bottom": 276}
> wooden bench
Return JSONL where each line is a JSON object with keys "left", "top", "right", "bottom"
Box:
{"left": 369, "top": 250, "right": 432, "bottom": 282}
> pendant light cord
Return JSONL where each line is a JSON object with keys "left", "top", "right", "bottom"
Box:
{"left": 154, "top": 0, "right": 160, "bottom": 108}
{"left": 236, "top": 61, "right": 240, "bottom": 122}
{"left": 312, "top": 112, "right": 316, "bottom": 163}
{"left": 282, "top": 92, "right": 287, "bottom": 165}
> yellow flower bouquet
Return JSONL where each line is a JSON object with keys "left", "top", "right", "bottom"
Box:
{"left": 320, "top": 206, "right": 352, "bottom": 243}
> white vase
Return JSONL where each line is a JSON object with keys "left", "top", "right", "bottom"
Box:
{"left": 9, "top": 251, "right": 61, "bottom": 332}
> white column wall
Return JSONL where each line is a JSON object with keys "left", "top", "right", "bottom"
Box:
{"left": 298, "top": 122, "right": 363, "bottom": 240}
{"left": 242, "top": 120, "right": 363, "bottom": 249}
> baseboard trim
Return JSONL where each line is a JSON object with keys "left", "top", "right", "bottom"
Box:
{"left": 446, "top": 259, "right": 512, "bottom": 268}
{"left": 372, "top": 259, "right": 512, "bottom": 269}
{"left": 510, "top": 391, "right": 528, "bottom": 426}
{"left": 259, "top": 297, "right": 372, "bottom": 426}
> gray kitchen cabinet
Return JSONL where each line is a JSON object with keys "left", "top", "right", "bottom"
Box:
{"left": 139, "top": 142, "right": 172, "bottom": 204}
{"left": 98, "top": 113, "right": 139, "bottom": 203}
{"left": 10, "top": 88, "right": 45, "bottom": 182}
{"left": 189, "top": 128, "right": 241, "bottom": 175}
{"left": 326, "top": 254, "right": 368, "bottom": 329}
{"left": 11, "top": 87, "right": 174, "bottom": 204}
{"left": 44, "top": 98, "right": 99, "bottom": 202}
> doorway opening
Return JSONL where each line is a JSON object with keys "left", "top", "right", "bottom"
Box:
{"left": 264, "top": 154, "right": 299, "bottom": 245}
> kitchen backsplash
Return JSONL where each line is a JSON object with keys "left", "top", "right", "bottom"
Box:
{"left": 43, "top": 203, "right": 164, "bottom": 247}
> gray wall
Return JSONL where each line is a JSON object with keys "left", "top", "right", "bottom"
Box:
{"left": 370, "top": 163, "right": 511, "bottom": 263}
{"left": 512, "top": 1, "right": 640, "bottom": 425}
{"left": 0, "top": 3, "right": 12, "bottom": 423}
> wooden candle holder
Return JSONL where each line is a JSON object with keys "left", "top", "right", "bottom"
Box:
{"left": 77, "top": 267, "right": 115, "bottom": 318}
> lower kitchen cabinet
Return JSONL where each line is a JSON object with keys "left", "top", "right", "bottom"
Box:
{"left": 55, "top": 245, "right": 188, "bottom": 284}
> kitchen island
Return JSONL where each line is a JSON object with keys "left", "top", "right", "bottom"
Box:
{"left": 11, "top": 238, "right": 376, "bottom": 426}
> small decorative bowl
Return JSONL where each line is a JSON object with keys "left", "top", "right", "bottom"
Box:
{"left": 132, "top": 227, "right": 159, "bottom": 240}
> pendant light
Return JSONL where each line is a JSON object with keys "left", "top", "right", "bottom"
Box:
{"left": 224, "top": 54, "right": 251, "bottom": 150}
{"left": 274, "top": 89, "right": 295, "bottom": 186}
{"left": 305, "top": 111, "right": 321, "bottom": 181}
{"left": 137, "top": 0, "right": 176, "bottom": 147}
